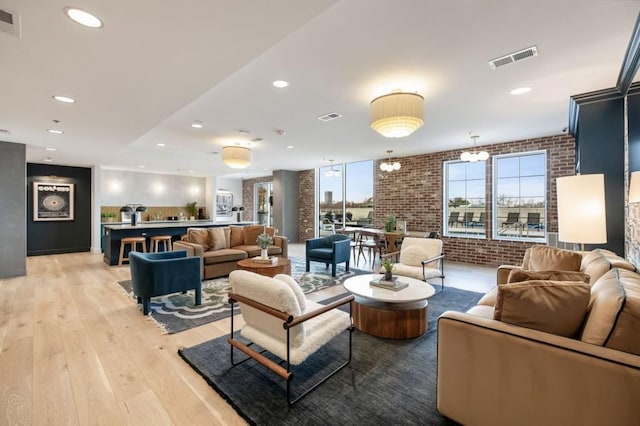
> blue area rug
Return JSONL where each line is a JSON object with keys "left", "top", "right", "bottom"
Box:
{"left": 117, "top": 256, "right": 369, "bottom": 333}
{"left": 178, "top": 286, "right": 482, "bottom": 425}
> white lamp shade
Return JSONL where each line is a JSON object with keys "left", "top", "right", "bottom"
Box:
{"left": 629, "top": 171, "right": 640, "bottom": 203}
{"left": 370, "top": 92, "right": 424, "bottom": 138}
{"left": 556, "top": 174, "right": 607, "bottom": 244}
{"left": 222, "top": 146, "right": 252, "bottom": 169}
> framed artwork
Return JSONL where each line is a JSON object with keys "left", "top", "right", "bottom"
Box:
{"left": 216, "top": 192, "right": 233, "bottom": 217}
{"left": 33, "top": 181, "right": 74, "bottom": 221}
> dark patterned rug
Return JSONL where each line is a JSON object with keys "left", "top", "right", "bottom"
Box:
{"left": 117, "top": 257, "right": 370, "bottom": 333}
{"left": 178, "top": 287, "right": 483, "bottom": 425}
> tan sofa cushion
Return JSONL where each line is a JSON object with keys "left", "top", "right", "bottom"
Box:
{"left": 580, "top": 268, "right": 640, "bottom": 356}
{"left": 207, "top": 227, "right": 227, "bottom": 250}
{"left": 187, "top": 228, "right": 210, "bottom": 250}
{"left": 466, "top": 304, "right": 494, "bottom": 319}
{"left": 494, "top": 280, "right": 590, "bottom": 337}
{"left": 477, "top": 287, "right": 497, "bottom": 306}
{"left": 508, "top": 269, "right": 590, "bottom": 284}
{"left": 202, "top": 249, "right": 247, "bottom": 264}
{"left": 522, "top": 246, "right": 582, "bottom": 272}
{"left": 230, "top": 226, "right": 244, "bottom": 248}
{"left": 581, "top": 249, "right": 636, "bottom": 285}
{"left": 234, "top": 245, "right": 282, "bottom": 258}
{"left": 242, "top": 225, "right": 275, "bottom": 246}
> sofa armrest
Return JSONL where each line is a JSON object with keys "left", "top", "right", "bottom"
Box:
{"left": 437, "top": 311, "right": 640, "bottom": 426}
{"left": 496, "top": 264, "right": 520, "bottom": 284}
{"left": 274, "top": 235, "right": 288, "bottom": 258}
{"left": 172, "top": 240, "right": 204, "bottom": 258}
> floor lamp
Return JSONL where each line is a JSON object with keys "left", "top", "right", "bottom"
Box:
{"left": 556, "top": 174, "right": 607, "bottom": 251}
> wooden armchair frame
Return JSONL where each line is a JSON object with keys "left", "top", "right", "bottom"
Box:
{"left": 227, "top": 292, "right": 354, "bottom": 405}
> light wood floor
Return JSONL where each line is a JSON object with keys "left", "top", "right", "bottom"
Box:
{"left": 0, "top": 246, "right": 497, "bottom": 425}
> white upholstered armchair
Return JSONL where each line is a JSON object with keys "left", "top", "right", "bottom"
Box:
{"left": 381, "top": 237, "right": 445, "bottom": 292}
{"left": 227, "top": 270, "right": 354, "bottom": 405}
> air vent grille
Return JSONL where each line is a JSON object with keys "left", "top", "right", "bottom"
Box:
{"left": 0, "top": 8, "right": 20, "bottom": 37}
{"left": 0, "top": 129, "right": 11, "bottom": 135}
{"left": 489, "top": 46, "right": 537, "bottom": 69}
{"left": 318, "top": 112, "right": 342, "bottom": 122}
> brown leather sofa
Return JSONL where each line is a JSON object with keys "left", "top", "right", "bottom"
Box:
{"left": 173, "top": 225, "right": 288, "bottom": 279}
{"left": 437, "top": 247, "right": 640, "bottom": 426}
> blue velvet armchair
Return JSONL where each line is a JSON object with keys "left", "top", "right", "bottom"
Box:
{"left": 305, "top": 234, "right": 351, "bottom": 277}
{"left": 129, "top": 251, "right": 202, "bottom": 315}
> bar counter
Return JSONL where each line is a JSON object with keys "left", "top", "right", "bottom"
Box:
{"left": 102, "top": 221, "right": 254, "bottom": 266}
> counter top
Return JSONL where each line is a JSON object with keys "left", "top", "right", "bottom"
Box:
{"left": 103, "top": 221, "right": 254, "bottom": 231}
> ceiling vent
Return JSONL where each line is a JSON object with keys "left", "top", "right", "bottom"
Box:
{"left": 489, "top": 46, "right": 538, "bottom": 69}
{"left": 0, "top": 8, "right": 20, "bottom": 37}
{"left": 0, "top": 128, "right": 11, "bottom": 135}
{"left": 318, "top": 112, "right": 342, "bottom": 122}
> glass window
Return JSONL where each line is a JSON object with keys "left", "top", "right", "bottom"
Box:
{"left": 345, "top": 161, "right": 373, "bottom": 227}
{"left": 444, "top": 160, "right": 486, "bottom": 238}
{"left": 493, "top": 151, "right": 546, "bottom": 241}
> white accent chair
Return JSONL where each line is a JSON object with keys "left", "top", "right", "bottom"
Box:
{"left": 227, "top": 270, "right": 354, "bottom": 405}
{"left": 380, "top": 237, "right": 445, "bottom": 292}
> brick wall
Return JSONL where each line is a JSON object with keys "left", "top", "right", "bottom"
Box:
{"left": 298, "top": 170, "right": 315, "bottom": 242}
{"left": 296, "top": 133, "right": 576, "bottom": 266}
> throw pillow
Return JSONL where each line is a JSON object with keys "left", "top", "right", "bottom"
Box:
{"left": 229, "top": 226, "right": 244, "bottom": 248}
{"left": 494, "top": 279, "right": 590, "bottom": 337}
{"left": 187, "top": 228, "right": 209, "bottom": 250}
{"left": 399, "top": 245, "right": 430, "bottom": 267}
{"left": 243, "top": 225, "right": 267, "bottom": 246}
{"left": 581, "top": 268, "right": 640, "bottom": 356}
{"left": 507, "top": 269, "right": 590, "bottom": 284}
{"left": 522, "top": 246, "right": 582, "bottom": 272}
{"left": 274, "top": 274, "right": 306, "bottom": 311}
{"left": 207, "top": 227, "right": 227, "bottom": 250}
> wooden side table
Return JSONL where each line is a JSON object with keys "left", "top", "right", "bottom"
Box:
{"left": 236, "top": 257, "right": 291, "bottom": 277}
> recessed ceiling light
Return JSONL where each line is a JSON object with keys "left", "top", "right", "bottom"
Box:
{"left": 188, "top": 170, "right": 195, "bottom": 173}
{"left": 510, "top": 87, "right": 532, "bottom": 95}
{"left": 286, "top": 145, "right": 294, "bottom": 149}
{"left": 52, "top": 95, "right": 76, "bottom": 103}
{"left": 138, "top": 165, "right": 145, "bottom": 168}
{"left": 45, "top": 147, "right": 57, "bottom": 151}
{"left": 64, "top": 7, "right": 103, "bottom": 28}
{"left": 47, "top": 129, "right": 64, "bottom": 134}
{"left": 156, "top": 143, "right": 166, "bottom": 147}
{"left": 191, "top": 121, "right": 204, "bottom": 128}
{"left": 273, "top": 80, "right": 289, "bottom": 88}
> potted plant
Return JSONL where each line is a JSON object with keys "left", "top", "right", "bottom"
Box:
{"left": 385, "top": 214, "right": 396, "bottom": 232}
{"left": 256, "top": 233, "right": 273, "bottom": 260}
{"left": 186, "top": 201, "right": 197, "bottom": 220}
{"left": 381, "top": 258, "right": 394, "bottom": 281}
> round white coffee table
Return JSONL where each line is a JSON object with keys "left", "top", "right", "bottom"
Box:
{"left": 343, "top": 274, "right": 436, "bottom": 339}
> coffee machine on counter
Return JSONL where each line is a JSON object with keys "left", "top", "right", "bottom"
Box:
{"left": 120, "top": 204, "right": 146, "bottom": 225}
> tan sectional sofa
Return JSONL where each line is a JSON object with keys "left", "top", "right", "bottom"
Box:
{"left": 437, "top": 247, "right": 640, "bottom": 426}
{"left": 173, "top": 225, "right": 288, "bottom": 279}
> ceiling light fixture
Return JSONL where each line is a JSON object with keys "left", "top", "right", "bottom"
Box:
{"left": 380, "top": 150, "right": 401, "bottom": 172}
{"left": 45, "top": 147, "right": 57, "bottom": 151}
{"left": 510, "top": 87, "right": 532, "bottom": 95}
{"left": 273, "top": 80, "right": 289, "bottom": 88}
{"left": 47, "top": 129, "right": 64, "bottom": 134}
{"left": 324, "top": 160, "right": 340, "bottom": 178}
{"left": 222, "top": 145, "right": 252, "bottom": 169}
{"left": 64, "top": 7, "right": 103, "bottom": 28}
{"left": 191, "top": 120, "right": 203, "bottom": 128}
{"left": 370, "top": 91, "right": 424, "bottom": 138}
{"left": 460, "top": 133, "right": 489, "bottom": 163}
{"left": 156, "top": 143, "right": 166, "bottom": 147}
{"left": 286, "top": 145, "right": 294, "bottom": 149}
{"left": 52, "top": 95, "right": 76, "bottom": 103}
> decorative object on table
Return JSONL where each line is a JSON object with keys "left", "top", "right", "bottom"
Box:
{"left": 186, "top": 201, "right": 198, "bottom": 220}
{"left": 33, "top": 181, "right": 74, "bottom": 221}
{"left": 370, "top": 91, "right": 424, "bottom": 138}
{"left": 460, "top": 132, "right": 489, "bottom": 163}
{"left": 385, "top": 214, "right": 396, "bottom": 232}
{"left": 256, "top": 232, "right": 273, "bottom": 259}
{"left": 215, "top": 191, "right": 233, "bottom": 216}
{"left": 379, "top": 149, "right": 401, "bottom": 172}
{"left": 369, "top": 276, "right": 409, "bottom": 291}
{"left": 381, "top": 258, "right": 394, "bottom": 281}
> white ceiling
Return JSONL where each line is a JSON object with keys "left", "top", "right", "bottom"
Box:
{"left": 2, "top": 0, "right": 639, "bottom": 179}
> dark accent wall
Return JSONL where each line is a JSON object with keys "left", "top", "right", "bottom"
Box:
{"left": 628, "top": 89, "right": 640, "bottom": 173}
{"left": 570, "top": 92, "right": 626, "bottom": 255}
{"left": 0, "top": 141, "right": 26, "bottom": 278}
{"left": 27, "top": 163, "right": 92, "bottom": 256}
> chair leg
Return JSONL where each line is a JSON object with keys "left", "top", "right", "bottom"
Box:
{"left": 345, "top": 260, "right": 350, "bottom": 272}
{"left": 331, "top": 263, "right": 336, "bottom": 277}
{"left": 305, "top": 260, "right": 310, "bottom": 272}
{"left": 142, "top": 298, "right": 151, "bottom": 315}
{"left": 195, "top": 286, "right": 202, "bottom": 306}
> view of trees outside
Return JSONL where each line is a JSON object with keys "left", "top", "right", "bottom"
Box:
{"left": 444, "top": 161, "right": 486, "bottom": 237}
{"left": 318, "top": 160, "right": 374, "bottom": 235}
{"left": 493, "top": 151, "right": 546, "bottom": 241}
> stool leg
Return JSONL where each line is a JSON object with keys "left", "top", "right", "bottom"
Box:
{"left": 118, "top": 242, "right": 126, "bottom": 266}
{"left": 142, "top": 240, "right": 147, "bottom": 253}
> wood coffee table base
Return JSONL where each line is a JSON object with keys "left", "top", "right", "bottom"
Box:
{"left": 351, "top": 301, "right": 428, "bottom": 339}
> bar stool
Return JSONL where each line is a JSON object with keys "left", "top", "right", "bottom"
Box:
{"left": 150, "top": 235, "right": 172, "bottom": 253}
{"left": 118, "top": 236, "right": 147, "bottom": 266}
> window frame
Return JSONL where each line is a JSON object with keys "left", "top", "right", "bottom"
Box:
{"left": 491, "top": 150, "right": 547, "bottom": 242}
{"left": 442, "top": 159, "right": 487, "bottom": 239}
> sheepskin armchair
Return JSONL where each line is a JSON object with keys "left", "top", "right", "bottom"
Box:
{"left": 381, "top": 237, "right": 445, "bottom": 292}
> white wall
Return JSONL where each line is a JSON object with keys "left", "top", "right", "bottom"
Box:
{"left": 101, "top": 169, "right": 206, "bottom": 206}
